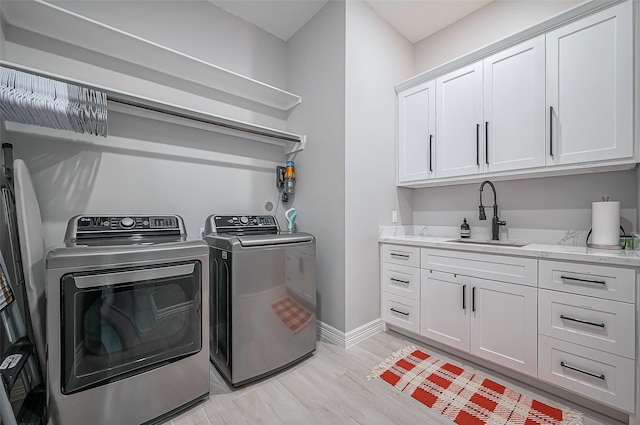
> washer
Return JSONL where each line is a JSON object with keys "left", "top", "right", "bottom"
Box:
{"left": 46, "top": 215, "right": 209, "bottom": 425}
{"left": 204, "top": 214, "right": 316, "bottom": 387}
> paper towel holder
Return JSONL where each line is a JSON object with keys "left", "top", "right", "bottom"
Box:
{"left": 586, "top": 225, "right": 626, "bottom": 250}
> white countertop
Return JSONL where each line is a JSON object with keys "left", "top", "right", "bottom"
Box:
{"left": 379, "top": 234, "right": 640, "bottom": 267}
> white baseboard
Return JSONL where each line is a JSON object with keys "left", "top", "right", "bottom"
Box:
{"left": 317, "top": 318, "right": 382, "bottom": 348}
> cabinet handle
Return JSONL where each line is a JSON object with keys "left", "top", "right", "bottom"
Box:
{"left": 560, "top": 361, "right": 605, "bottom": 380}
{"left": 390, "top": 253, "right": 410, "bottom": 259}
{"left": 560, "top": 315, "right": 605, "bottom": 328}
{"left": 485, "top": 121, "right": 489, "bottom": 165}
{"left": 462, "top": 284, "right": 466, "bottom": 310}
{"left": 476, "top": 124, "right": 480, "bottom": 166}
{"left": 390, "top": 277, "right": 410, "bottom": 285}
{"left": 560, "top": 275, "right": 606, "bottom": 285}
{"left": 549, "top": 106, "right": 554, "bottom": 157}
{"left": 472, "top": 287, "right": 476, "bottom": 312}
{"left": 429, "top": 135, "right": 433, "bottom": 172}
{"left": 390, "top": 308, "right": 410, "bottom": 316}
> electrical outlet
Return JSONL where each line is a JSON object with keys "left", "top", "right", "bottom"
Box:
{"left": 392, "top": 210, "right": 398, "bottom": 223}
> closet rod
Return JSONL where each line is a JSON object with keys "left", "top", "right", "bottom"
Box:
{"left": 0, "top": 61, "right": 302, "bottom": 145}
{"left": 107, "top": 96, "right": 301, "bottom": 143}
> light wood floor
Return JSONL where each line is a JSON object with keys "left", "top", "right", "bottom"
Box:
{"left": 165, "top": 330, "right": 625, "bottom": 425}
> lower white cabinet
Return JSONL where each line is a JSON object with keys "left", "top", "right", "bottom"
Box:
{"left": 382, "top": 292, "right": 420, "bottom": 334}
{"left": 381, "top": 244, "right": 421, "bottom": 334}
{"left": 538, "top": 335, "right": 635, "bottom": 413}
{"left": 537, "top": 259, "right": 636, "bottom": 412}
{"left": 380, "top": 244, "right": 638, "bottom": 415}
{"left": 421, "top": 269, "right": 537, "bottom": 377}
{"left": 420, "top": 270, "right": 468, "bottom": 351}
{"left": 382, "top": 263, "right": 420, "bottom": 300}
{"left": 538, "top": 288, "right": 635, "bottom": 358}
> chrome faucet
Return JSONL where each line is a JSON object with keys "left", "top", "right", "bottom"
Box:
{"left": 479, "top": 180, "right": 506, "bottom": 240}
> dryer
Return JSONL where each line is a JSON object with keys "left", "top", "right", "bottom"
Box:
{"left": 46, "top": 215, "right": 209, "bottom": 425}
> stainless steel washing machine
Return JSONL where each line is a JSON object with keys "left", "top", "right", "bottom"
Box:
{"left": 46, "top": 215, "right": 209, "bottom": 425}
{"left": 204, "top": 214, "right": 316, "bottom": 387}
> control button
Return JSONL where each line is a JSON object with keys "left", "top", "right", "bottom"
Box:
{"left": 239, "top": 216, "right": 249, "bottom": 224}
{"left": 120, "top": 217, "right": 135, "bottom": 228}
{"left": 143, "top": 220, "right": 149, "bottom": 226}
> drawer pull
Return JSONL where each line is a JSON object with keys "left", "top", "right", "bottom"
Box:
{"left": 390, "top": 308, "right": 410, "bottom": 316}
{"left": 462, "top": 284, "right": 466, "bottom": 310}
{"left": 560, "top": 314, "right": 605, "bottom": 328}
{"left": 390, "top": 253, "right": 410, "bottom": 259}
{"left": 390, "top": 277, "right": 410, "bottom": 285}
{"left": 560, "top": 275, "right": 606, "bottom": 285}
{"left": 472, "top": 287, "right": 476, "bottom": 312}
{"left": 560, "top": 361, "right": 605, "bottom": 380}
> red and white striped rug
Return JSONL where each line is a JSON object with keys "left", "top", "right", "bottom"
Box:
{"left": 369, "top": 345, "right": 583, "bottom": 425}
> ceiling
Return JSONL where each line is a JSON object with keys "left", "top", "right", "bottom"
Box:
{"left": 209, "top": 0, "right": 494, "bottom": 43}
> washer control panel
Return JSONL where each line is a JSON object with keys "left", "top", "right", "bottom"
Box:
{"left": 212, "top": 215, "right": 278, "bottom": 234}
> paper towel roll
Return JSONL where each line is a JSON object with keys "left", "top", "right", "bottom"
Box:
{"left": 592, "top": 201, "right": 620, "bottom": 246}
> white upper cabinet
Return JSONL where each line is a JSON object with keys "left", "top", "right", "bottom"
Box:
{"left": 435, "top": 61, "right": 484, "bottom": 178}
{"left": 398, "top": 80, "right": 436, "bottom": 183}
{"left": 395, "top": 0, "right": 635, "bottom": 187}
{"left": 484, "top": 35, "right": 546, "bottom": 173}
{"left": 546, "top": 1, "right": 633, "bottom": 166}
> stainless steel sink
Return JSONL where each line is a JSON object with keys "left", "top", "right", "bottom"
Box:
{"left": 447, "top": 239, "right": 529, "bottom": 247}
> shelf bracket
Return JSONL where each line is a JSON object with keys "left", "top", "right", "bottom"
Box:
{"left": 285, "top": 135, "right": 306, "bottom": 157}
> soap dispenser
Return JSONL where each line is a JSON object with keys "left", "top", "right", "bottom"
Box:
{"left": 460, "top": 218, "right": 470, "bottom": 239}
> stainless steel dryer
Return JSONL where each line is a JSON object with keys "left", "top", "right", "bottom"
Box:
{"left": 204, "top": 214, "right": 316, "bottom": 387}
{"left": 46, "top": 215, "right": 209, "bottom": 425}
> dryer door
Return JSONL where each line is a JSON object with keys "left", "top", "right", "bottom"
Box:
{"left": 60, "top": 260, "right": 202, "bottom": 394}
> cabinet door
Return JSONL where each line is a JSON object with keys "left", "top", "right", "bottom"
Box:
{"left": 420, "top": 270, "right": 469, "bottom": 352}
{"left": 436, "top": 62, "right": 483, "bottom": 178}
{"left": 470, "top": 277, "right": 537, "bottom": 377}
{"left": 398, "top": 80, "right": 436, "bottom": 183}
{"left": 546, "top": 1, "right": 633, "bottom": 166}
{"left": 484, "top": 35, "right": 545, "bottom": 173}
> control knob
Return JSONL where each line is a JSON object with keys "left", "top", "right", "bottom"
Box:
{"left": 239, "top": 216, "right": 249, "bottom": 225}
{"left": 120, "top": 217, "right": 135, "bottom": 229}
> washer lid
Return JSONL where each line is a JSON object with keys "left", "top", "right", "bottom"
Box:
{"left": 237, "top": 233, "right": 313, "bottom": 247}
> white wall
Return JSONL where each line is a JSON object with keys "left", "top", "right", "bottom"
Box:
{"left": 48, "top": 1, "right": 287, "bottom": 89}
{"left": 414, "top": 0, "right": 582, "bottom": 73}
{"left": 344, "top": 1, "right": 413, "bottom": 332}
{"left": 414, "top": 171, "right": 638, "bottom": 236}
{"left": 2, "top": 1, "right": 293, "bottom": 249}
{"left": 0, "top": 0, "right": 5, "bottom": 60}
{"left": 8, "top": 111, "right": 284, "bottom": 250}
{"left": 287, "top": 1, "right": 347, "bottom": 331}
{"left": 412, "top": 0, "right": 637, "bottom": 236}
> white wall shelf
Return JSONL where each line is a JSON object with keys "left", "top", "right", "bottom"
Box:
{"left": 1, "top": 0, "right": 302, "bottom": 112}
{"left": 0, "top": 60, "right": 305, "bottom": 154}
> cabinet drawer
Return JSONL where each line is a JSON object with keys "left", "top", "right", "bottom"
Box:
{"left": 381, "top": 244, "right": 420, "bottom": 267}
{"left": 539, "top": 289, "right": 635, "bottom": 359}
{"left": 538, "top": 335, "right": 635, "bottom": 413}
{"left": 382, "top": 293, "right": 420, "bottom": 334}
{"left": 382, "top": 263, "right": 420, "bottom": 300}
{"left": 539, "top": 260, "right": 635, "bottom": 302}
{"left": 421, "top": 248, "right": 537, "bottom": 286}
